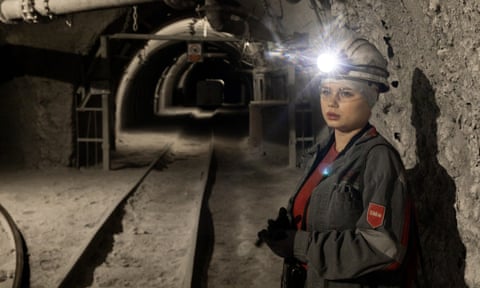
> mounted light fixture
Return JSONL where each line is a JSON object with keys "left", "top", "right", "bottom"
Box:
{"left": 187, "top": 42, "right": 203, "bottom": 62}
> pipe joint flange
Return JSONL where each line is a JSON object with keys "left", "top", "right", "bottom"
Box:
{"left": 21, "top": 0, "right": 39, "bottom": 23}
{"left": 43, "top": 0, "right": 54, "bottom": 19}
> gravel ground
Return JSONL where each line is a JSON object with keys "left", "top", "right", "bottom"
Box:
{"left": 207, "top": 135, "right": 302, "bottom": 288}
{"left": 0, "top": 112, "right": 303, "bottom": 288}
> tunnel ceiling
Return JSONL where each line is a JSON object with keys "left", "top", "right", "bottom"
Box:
{"left": 0, "top": 0, "right": 307, "bottom": 131}
{"left": 0, "top": 0, "right": 283, "bottom": 42}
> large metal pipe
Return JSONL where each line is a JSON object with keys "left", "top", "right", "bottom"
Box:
{"left": 163, "top": 0, "right": 196, "bottom": 10}
{"left": 0, "top": 0, "right": 157, "bottom": 23}
{"left": 201, "top": 0, "right": 274, "bottom": 41}
{"left": 203, "top": 0, "right": 249, "bottom": 34}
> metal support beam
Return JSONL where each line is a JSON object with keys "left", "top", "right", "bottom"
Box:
{"left": 108, "top": 33, "right": 242, "bottom": 42}
{"left": 75, "top": 36, "right": 112, "bottom": 170}
{"left": 253, "top": 70, "right": 266, "bottom": 101}
{"left": 287, "top": 64, "right": 296, "bottom": 168}
{"left": 102, "top": 93, "right": 110, "bottom": 171}
{"left": 99, "top": 36, "right": 111, "bottom": 171}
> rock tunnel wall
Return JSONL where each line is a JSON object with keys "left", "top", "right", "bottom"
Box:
{"left": 339, "top": 1, "right": 479, "bottom": 287}
{"left": 0, "top": 9, "right": 124, "bottom": 168}
{"left": 282, "top": 0, "right": 479, "bottom": 286}
{"left": 0, "top": 77, "right": 73, "bottom": 168}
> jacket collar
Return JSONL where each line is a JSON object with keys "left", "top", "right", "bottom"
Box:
{"left": 312, "top": 123, "right": 378, "bottom": 158}
{"left": 338, "top": 123, "right": 378, "bottom": 157}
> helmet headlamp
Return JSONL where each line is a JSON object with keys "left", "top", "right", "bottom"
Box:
{"left": 316, "top": 52, "right": 341, "bottom": 73}
{"left": 316, "top": 51, "right": 351, "bottom": 76}
{"left": 315, "top": 42, "right": 390, "bottom": 93}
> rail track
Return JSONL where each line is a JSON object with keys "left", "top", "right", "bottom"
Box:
{"left": 1, "top": 112, "right": 270, "bottom": 288}
{"left": 0, "top": 204, "right": 26, "bottom": 288}
{"left": 56, "top": 142, "right": 175, "bottom": 287}
{"left": 54, "top": 129, "right": 214, "bottom": 288}
{"left": 0, "top": 139, "right": 209, "bottom": 287}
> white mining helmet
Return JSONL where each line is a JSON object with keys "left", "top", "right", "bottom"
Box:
{"left": 316, "top": 38, "right": 390, "bottom": 93}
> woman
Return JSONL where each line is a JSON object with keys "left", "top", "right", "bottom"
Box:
{"left": 258, "top": 36, "right": 418, "bottom": 288}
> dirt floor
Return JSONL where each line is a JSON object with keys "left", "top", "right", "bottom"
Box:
{"left": 0, "top": 113, "right": 303, "bottom": 288}
{"left": 207, "top": 135, "right": 302, "bottom": 288}
{"left": 0, "top": 129, "right": 177, "bottom": 288}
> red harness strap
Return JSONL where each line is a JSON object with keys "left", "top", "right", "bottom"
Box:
{"left": 293, "top": 144, "right": 338, "bottom": 230}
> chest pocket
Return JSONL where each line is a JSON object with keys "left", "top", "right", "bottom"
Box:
{"left": 329, "top": 181, "right": 363, "bottom": 230}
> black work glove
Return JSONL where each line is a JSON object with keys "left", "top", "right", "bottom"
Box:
{"left": 258, "top": 228, "right": 296, "bottom": 258}
{"left": 267, "top": 207, "right": 291, "bottom": 231}
{"left": 255, "top": 207, "right": 291, "bottom": 247}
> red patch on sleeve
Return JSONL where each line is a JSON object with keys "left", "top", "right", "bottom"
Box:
{"left": 367, "top": 203, "right": 385, "bottom": 228}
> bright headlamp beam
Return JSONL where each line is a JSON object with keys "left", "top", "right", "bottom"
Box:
{"left": 317, "top": 52, "right": 340, "bottom": 73}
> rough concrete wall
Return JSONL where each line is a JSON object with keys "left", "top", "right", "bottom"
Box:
{"left": 331, "top": 1, "right": 479, "bottom": 286}
{"left": 0, "top": 9, "right": 124, "bottom": 168}
{"left": 0, "top": 77, "right": 73, "bottom": 168}
{"left": 333, "top": 0, "right": 480, "bottom": 287}
{"left": 282, "top": 0, "right": 479, "bottom": 286}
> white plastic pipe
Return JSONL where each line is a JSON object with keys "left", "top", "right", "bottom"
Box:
{"left": 0, "top": 0, "right": 157, "bottom": 23}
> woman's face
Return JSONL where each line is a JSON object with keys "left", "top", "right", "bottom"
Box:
{"left": 320, "top": 80, "right": 373, "bottom": 133}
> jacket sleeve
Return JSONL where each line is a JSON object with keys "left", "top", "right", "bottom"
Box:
{"left": 293, "top": 145, "right": 413, "bottom": 280}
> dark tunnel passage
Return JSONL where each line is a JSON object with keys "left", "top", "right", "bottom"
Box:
{"left": 112, "top": 19, "right": 254, "bottom": 131}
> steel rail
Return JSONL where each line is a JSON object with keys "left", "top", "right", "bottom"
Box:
{"left": 56, "top": 142, "right": 173, "bottom": 288}
{"left": 0, "top": 204, "right": 25, "bottom": 288}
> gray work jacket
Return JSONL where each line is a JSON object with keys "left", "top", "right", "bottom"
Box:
{"left": 287, "top": 124, "right": 415, "bottom": 288}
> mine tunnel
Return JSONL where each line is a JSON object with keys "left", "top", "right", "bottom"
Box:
{"left": 0, "top": 0, "right": 478, "bottom": 288}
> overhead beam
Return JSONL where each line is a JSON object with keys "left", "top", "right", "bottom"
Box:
{"left": 108, "top": 33, "right": 243, "bottom": 42}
